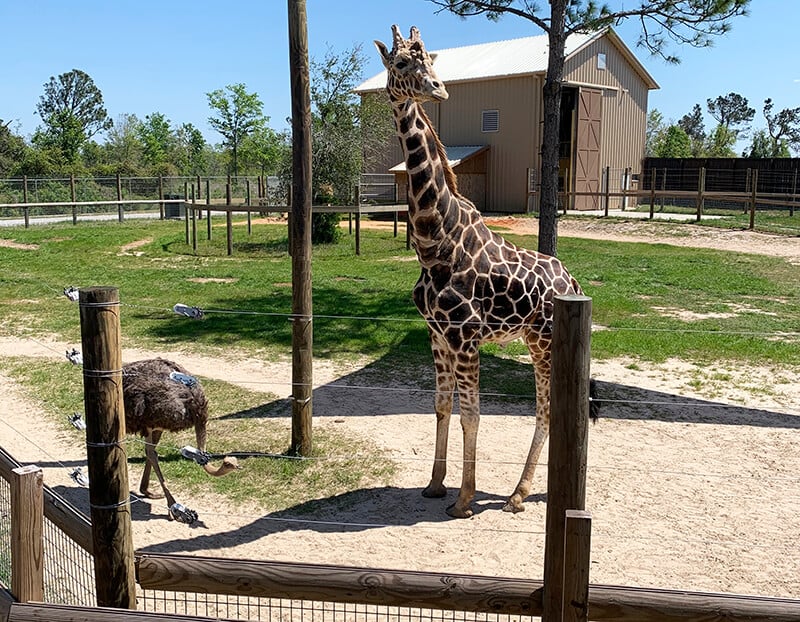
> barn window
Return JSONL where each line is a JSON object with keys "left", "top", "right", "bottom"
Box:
{"left": 597, "top": 53, "right": 607, "bottom": 70}
{"left": 482, "top": 109, "right": 500, "bottom": 133}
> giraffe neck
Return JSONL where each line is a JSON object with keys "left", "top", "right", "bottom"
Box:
{"left": 391, "top": 98, "right": 463, "bottom": 261}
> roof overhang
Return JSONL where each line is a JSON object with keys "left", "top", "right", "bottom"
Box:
{"left": 389, "top": 145, "right": 489, "bottom": 172}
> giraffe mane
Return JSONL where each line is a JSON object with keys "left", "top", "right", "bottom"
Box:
{"left": 415, "top": 104, "right": 461, "bottom": 197}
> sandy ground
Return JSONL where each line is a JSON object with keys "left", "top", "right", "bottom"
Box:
{"left": 1, "top": 217, "right": 799, "bottom": 599}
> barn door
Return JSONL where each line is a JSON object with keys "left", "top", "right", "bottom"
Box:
{"left": 574, "top": 87, "right": 602, "bottom": 210}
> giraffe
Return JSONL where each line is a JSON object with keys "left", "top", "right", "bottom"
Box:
{"left": 375, "top": 25, "right": 587, "bottom": 518}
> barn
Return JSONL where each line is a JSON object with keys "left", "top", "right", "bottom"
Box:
{"left": 356, "top": 27, "right": 659, "bottom": 213}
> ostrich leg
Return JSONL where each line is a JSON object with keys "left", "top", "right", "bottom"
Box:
{"left": 139, "top": 430, "right": 163, "bottom": 498}
{"left": 141, "top": 430, "right": 178, "bottom": 511}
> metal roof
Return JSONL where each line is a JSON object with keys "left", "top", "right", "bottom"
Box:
{"left": 356, "top": 28, "right": 658, "bottom": 93}
{"left": 389, "top": 145, "right": 489, "bottom": 172}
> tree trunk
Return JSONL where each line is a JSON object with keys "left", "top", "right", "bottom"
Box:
{"left": 538, "top": 1, "right": 568, "bottom": 258}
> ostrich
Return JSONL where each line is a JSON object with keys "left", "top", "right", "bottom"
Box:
{"left": 122, "top": 358, "right": 238, "bottom": 519}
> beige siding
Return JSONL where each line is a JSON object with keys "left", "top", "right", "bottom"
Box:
{"left": 436, "top": 75, "right": 539, "bottom": 213}
{"left": 565, "top": 38, "right": 650, "bottom": 174}
{"left": 361, "top": 32, "right": 654, "bottom": 213}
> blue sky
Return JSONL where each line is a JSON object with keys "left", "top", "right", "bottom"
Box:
{"left": 1, "top": 0, "right": 797, "bottom": 152}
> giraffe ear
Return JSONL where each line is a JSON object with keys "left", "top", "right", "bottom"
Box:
{"left": 374, "top": 40, "right": 391, "bottom": 68}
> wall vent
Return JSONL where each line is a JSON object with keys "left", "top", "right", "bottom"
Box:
{"left": 481, "top": 109, "right": 500, "bottom": 133}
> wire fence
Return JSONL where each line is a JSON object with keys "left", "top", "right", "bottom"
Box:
{"left": 138, "top": 591, "right": 537, "bottom": 622}
{"left": 1, "top": 268, "right": 799, "bottom": 615}
{"left": 0, "top": 450, "right": 96, "bottom": 609}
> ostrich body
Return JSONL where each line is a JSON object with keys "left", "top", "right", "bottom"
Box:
{"left": 122, "top": 358, "right": 238, "bottom": 517}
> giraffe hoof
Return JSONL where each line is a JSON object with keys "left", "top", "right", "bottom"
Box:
{"left": 502, "top": 497, "right": 525, "bottom": 514}
{"left": 422, "top": 484, "right": 447, "bottom": 498}
{"left": 446, "top": 503, "right": 474, "bottom": 519}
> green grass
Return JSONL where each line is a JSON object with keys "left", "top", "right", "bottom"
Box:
{"left": 1, "top": 215, "right": 799, "bottom": 508}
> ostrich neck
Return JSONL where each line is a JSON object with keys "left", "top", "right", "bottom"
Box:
{"left": 391, "top": 98, "right": 458, "bottom": 255}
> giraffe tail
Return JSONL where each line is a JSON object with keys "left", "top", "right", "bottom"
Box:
{"left": 589, "top": 378, "right": 600, "bottom": 423}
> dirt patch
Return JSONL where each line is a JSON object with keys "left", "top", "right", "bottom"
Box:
{"left": 0, "top": 238, "right": 38, "bottom": 250}
{"left": 187, "top": 277, "right": 239, "bottom": 284}
{"left": 119, "top": 238, "right": 152, "bottom": 256}
{"left": 483, "top": 216, "right": 800, "bottom": 263}
{"left": 1, "top": 333, "right": 798, "bottom": 598}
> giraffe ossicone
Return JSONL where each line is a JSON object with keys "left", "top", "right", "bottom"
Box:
{"left": 376, "top": 25, "right": 588, "bottom": 518}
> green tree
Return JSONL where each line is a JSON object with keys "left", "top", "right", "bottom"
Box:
{"left": 32, "top": 109, "right": 86, "bottom": 165}
{"left": 309, "top": 44, "right": 394, "bottom": 243}
{"left": 704, "top": 124, "right": 737, "bottom": 157}
{"left": 429, "top": 0, "right": 750, "bottom": 257}
{"left": 239, "top": 125, "right": 288, "bottom": 178}
{"left": 645, "top": 109, "right": 665, "bottom": 157}
{"left": 762, "top": 98, "right": 800, "bottom": 156}
{"left": 207, "top": 83, "right": 265, "bottom": 176}
{"left": 706, "top": 92, "right": 755, "bottom": 138}
{"left": 654, "top": 125, "right": 692, "bottom": 158}
{"left": 744, "top": 128, "right": 790, "bottom": 158}
{"left": 0, "top": 120, "right": 26, "bottom": 177}
{"left": 678, "top": 103, "right": 706, "bottom": 156}
{"left": 35, "top": 69, "right": 113, "bottom": 163}
{"left": 103, "top": 114, "right": 144, "bottom": 175}
{"left": 138, "top": 112, "right": 176, "bottom": 172}
{"left": 175, "top": 123, "right": 208, "bottom": 176}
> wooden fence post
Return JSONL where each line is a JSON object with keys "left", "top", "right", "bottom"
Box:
{"left": 158, "top": 175, "right": 164, "bottom": 220}
{"left": 542, "top": 294, "right": 592, "bottom": 622}
{"left": 696, "top": 167, "right": 705, "bottom": 222}
{"left": 71, "top": 173, "right": 77, "bottom": 225}
{"left": 562, "top": 510, "right": 592, "bottom": 622}
{"left": 246, "top": 178, "right": 252, "bottom": 235}
{"left": 184, "top": 181, "right": 190, "bottom": 244}
{"left": 78, "top": 286, "right": 136, "bottom": 609}
{"left": 790, "top": 169, "right": 796, "bottom": 217}
{"left": 649, "top": 167, "right": 656, "bottom": 220}
{"left": 22, "top": 175, "right": 29, "bottom": 228}
{"left": 621, "top": 167, "right": 630, "bottom": 211}
{"left": 603, "top": 166, "right": 610, "bottom": 217}
{"left": 660, "top": 167, "right": 666, "bottom": 211}
{"left": 191, "top": 184, "right": 197, "bottom": 252}
{"left": 749, "top": 169, "right": 758, "bottom": 230}
{"left": 206, "top": 178, "right": 212, "bottom": 240}
{"left": 226, "top": 178, "right": 233, "bottom": 256}
{"left": 355, "top": 184, "right": 361, "bottom": 256}
{"left": 10, "top": 465, "right": 44, "bottom": 603}
{"left": 116, "top": 172, "right": 124, "bottom": 222}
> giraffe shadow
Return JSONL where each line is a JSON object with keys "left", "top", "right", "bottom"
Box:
{"left": 134, "top": 485, "right": 539, "bottom": 555}
{"left": 593, "top": 379, "right": 800, "bottom": 429}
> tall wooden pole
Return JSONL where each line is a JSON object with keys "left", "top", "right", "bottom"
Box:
{"left": 542, "top": 295, "right": 592, "bottom": 622}
{"left": 288, "top": 0, "right": 313, "bottom": 456}
{"left": 78, "top": 286, "right": 136, "bottom": 609}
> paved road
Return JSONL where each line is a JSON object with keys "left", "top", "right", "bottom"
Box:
{"left": 0, "top": 211, "right": 165, "bottom": 227}
{"left": 0, "top": 207, "right": 716, "bottom": 228}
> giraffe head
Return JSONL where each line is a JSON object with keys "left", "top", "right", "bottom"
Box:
{"left": 375, "top": 25, "right": 449, "bottom": 103}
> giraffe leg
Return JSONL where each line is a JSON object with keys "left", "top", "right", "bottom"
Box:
{"left": 422, "top": 334, "right": 455, "bottom": 499}
{"left": 447, "top": 348, "right": 480, "bottom": 519}
{"left": 504, "top": 352, "right": 551, "bottom": 513}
